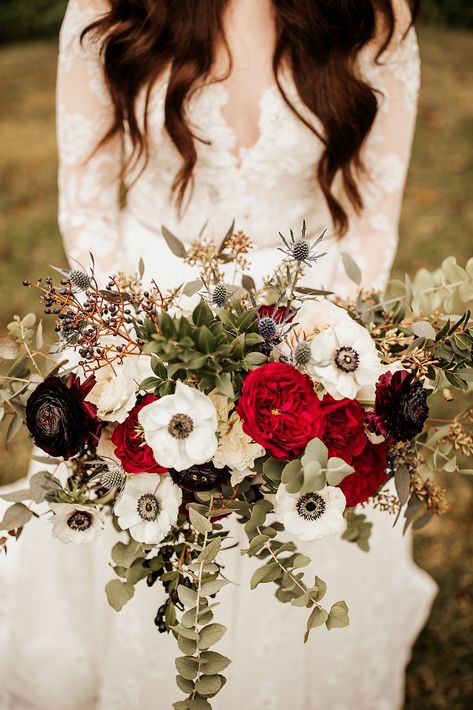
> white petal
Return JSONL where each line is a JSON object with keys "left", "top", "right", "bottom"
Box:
{"left": 185, "top": 429, "right": 218, "bottom": 463}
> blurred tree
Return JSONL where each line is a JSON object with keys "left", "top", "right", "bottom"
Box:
{"left": 0, "top": 0, "right": 472, "bottom": 44}
{"left": 0, "top": 0, "right": 67, "bottom": 44}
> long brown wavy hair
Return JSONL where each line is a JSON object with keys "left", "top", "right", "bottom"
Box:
{"left": 83, "top": 0, "right": 419, "bottom": 236}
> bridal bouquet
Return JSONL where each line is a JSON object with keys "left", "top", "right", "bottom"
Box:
{"left": 1, "top": 223, "right": 472, "bottom": 709}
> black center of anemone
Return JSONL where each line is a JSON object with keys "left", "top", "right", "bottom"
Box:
{"left": 334, "top": 346, "right": 360, "bottom": 373}
{"left": 296, "top": 493, "right": 326, "bottom": 521}
{"left": 168, "top": 413, "right": 194, "bottom": 439}
{"left": 67, "top": 510, "right": 93, "bottom": 531}
{"left": 137, "top": 493, "right": 160, "bottom": 521}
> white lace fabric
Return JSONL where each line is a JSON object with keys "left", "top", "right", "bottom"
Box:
{"left": 57, "top": 0, "right": 420, "bottom": 294}
{"left": 0, "top": 2, "right": 435, "bottom": 709}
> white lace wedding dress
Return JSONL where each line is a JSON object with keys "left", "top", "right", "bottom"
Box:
{"left": 0, "top": 2, "right": 437, "bottom": 708}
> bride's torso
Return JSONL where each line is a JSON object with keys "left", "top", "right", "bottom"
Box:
{"left": 125, "top": 0, "right": 332, "bottom": 250}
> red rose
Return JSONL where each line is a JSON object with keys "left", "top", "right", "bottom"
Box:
{"left": 320, "top": 395, "right": 367, "bottom": 462}
{"left": 257, "top": 305, "right": 294, "bottom": 324}
{"left": 339, "top": 439, "right": 387, "bottom": 507}
{"left": 236, "top": 361, "right": 324, "bottom": 460}
{"left": 111, "top": 394, "right": 167, "bottom": 474}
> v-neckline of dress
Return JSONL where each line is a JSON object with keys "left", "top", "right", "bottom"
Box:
{"left": 214, "top": 82, "right": 279, "bottom": 169}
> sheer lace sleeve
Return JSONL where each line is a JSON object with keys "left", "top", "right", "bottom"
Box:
{"left": 333, "top": 5, "right": 421, "bottom": 297}
{"left": 57, "top": 0, "right": 123, "bottom": 280}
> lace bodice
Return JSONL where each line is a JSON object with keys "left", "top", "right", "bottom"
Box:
{"left": 57, "top": 0, "right": 420, "bottom": 294}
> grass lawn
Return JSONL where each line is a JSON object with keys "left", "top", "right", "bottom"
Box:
{"left": 0, "top": 24, "right": 472, "bottom": 708}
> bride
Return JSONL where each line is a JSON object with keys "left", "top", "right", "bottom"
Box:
{"left": 0, "top": 0, "right": 436, "bottom": 708}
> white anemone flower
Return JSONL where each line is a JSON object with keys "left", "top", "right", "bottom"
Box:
{"left": 138, "top": 381, "right": 218, "bottom": 471}
{"left": 310, "top": 317, "right": 383, "bottom": 400}
{"left": 275, "top": 485, "right": 346, "bottom": 542}
{"left": 114, "top": 473, "right": 182, "bottom": 544}
{"left": 49, "top": 503, "right": 104, "bottom": 544}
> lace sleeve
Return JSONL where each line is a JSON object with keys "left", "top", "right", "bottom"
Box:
{"left": 333, "top": 5, "right": 421, "bottom": 297}
{"left": 57, "top": 0, "right": 123, "bottom": 280}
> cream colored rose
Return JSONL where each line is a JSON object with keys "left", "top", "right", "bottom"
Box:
{"left": 210, "top": 392, "right": 264, "bottom": 486}
{"left": 86, "top": 355, "right": 153, "bottom": 423}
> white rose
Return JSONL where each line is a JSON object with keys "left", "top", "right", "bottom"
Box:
{"left": 86, "top": 355, "right": 153, "bottom": 423}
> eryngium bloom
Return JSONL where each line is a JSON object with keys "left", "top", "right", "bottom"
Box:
{"left": 26, "top": 374, "right": 102, "bottom": 459}
{"left": 373, "top": 370, "right": 429, "bottom": 442}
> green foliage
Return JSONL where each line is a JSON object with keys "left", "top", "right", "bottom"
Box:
{"left": 140, "top": 299, "right": 265, "bottom": 398}
{"left": 421, "top": 0, "right": 473, "bottom": 29}
{"left": 0, "top": 1, "right": 67, "bottom": 44}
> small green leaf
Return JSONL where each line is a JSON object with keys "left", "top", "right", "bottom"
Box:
{"left": 105, "top": 579, "right": 135, "bottom": 612}
{"left": 215, "top": 372, "right": 235, "bottom": 399}
{"left": 326, "top": 458, "right": 354, "bottom": 486}
{"left": 176, "top": 674, "right": 195, "bottom": 694}
{"left": 0, "top": 502, "right": 33, "bottom": 530}
{"left": 183, "top": 280, "right": 203, "bottom": 297}
{"left": 250, "top": 562, "right": 281, "bottom": 589}
{"left": 178, "top": 584, "right": 198, "bottom": 609}
{"left": 394, "top": 465, "right": 410, "bottom": 506}
{"left": 175, "top": 656, "right": 200, "bottom": 681}
{"left": 162, "top": 225, "right": 188, "bottom": 258}
{"left": 201, "top": 579, "right": 228, "bottom": 596}
{"left": 304, "top": 605, "right": 328, "bottom": 642}
{"left": 195, "top": 674, "right": 223, "bottom": 696}
{"left": 199, "top": 651, "right": 231, "bottom": 674}
{"left": 111, "top": 540, "right": 142, "bottom": 568}
{"left": 198, "top": 623, "right": 227, "bottom": 649}
{"left": 197, "top": 537, "right": 221, "bottom": 564}
{"left": 189, "top": 507, "right": 213, "bottom": 534}
{"left": 341, "top": 252, "right": 362, "bottom": 286}
{"left": 293, "top": 553, "right": 311, "bottom": 569}
{"left": 326, "top": 600, "right": 349, "bottom": 630}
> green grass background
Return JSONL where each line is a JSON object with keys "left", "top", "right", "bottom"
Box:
{"left": 0, "top": 22, "right": 472, "bottom": 709}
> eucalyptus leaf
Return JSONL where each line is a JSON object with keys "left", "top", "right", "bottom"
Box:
{"left": 198, "top": 623, "right": 227, "bottom": 649}
{"left": 162, "top": 225, "right": 188, "bottom": 258}
{"left": 189, "top": 507, "right": 213, "bottom": 534}
{"left": 105, "top": 579, "right": 135, "bottom": 612}
{"left": 326, "top": 600, "right": 349, "bottom": 630}
{"left": 341, "top": 252, "right": 362, "bottom": 286}
{"left": 178, "top": 584, "right": 199, "bottom": 609}
{"left": 0, "top": 502, "right": 34, "bottom": 530}
{"left": 197, "top": 537, "right": 221, "bottom": 564}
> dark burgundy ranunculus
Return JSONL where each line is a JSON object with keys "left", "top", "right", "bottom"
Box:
{"left": 170, "top": 461, "right": 231, "bottom": 492}
{"left": 111, "top": 394, "right": 167, "bottom": 473}
{"left": 372, "top": 370, "right": 429, "bottom": 442}
{"left": 26, "top": 374, "right": 102, "bottom": 459}
{"left": 236, "top": 361, "right": 325, "bottom": 460}
{"left": 320, "top": 394, "right": 367, "bottom": 462}
{"left": 339, "top": 439, "right": 388, "bottom": 507}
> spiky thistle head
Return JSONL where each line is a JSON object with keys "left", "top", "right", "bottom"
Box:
{"left": 212, "top": 282, "right": 228, "bottom": 308}
{"left": 258, "top": 316, "right": 278, "bottom": 341}
{"left": 293, "top": 340, "right": 312, "bottom": 368}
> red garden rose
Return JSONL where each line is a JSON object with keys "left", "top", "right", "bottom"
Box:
{"left": 236, "top": 361, "right": 325, "bottom": 460}
{"left": 320, "top": 394, "right": 367, "bottom": 462}
{"left": 339, "top": 439, "right": 388, "bottom": 507}
{"left": 257, "top": 305, "right": 294, "bottom": 324}
{"left": 111, "top": 394, "right": 167, "bottom": 473}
